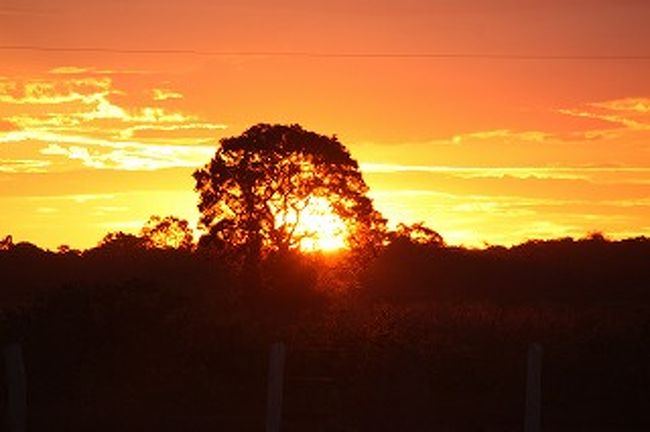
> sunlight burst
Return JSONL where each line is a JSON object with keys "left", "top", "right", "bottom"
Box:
{"left": 280, "top": 196, "right": 348, "bottom": 252}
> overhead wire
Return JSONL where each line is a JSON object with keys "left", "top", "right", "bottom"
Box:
{"left": 1, "top": 45, "right": 650, "bottom": 60}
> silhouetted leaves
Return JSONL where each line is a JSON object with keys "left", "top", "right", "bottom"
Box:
{"left": 0, "top": 234, "right": 13, "bottom": 250}
{"left": 193, "top": 124, "right": 386, "bottom": 262}
{"left": 140, "top": 215, "right": 194, "bottom": 250}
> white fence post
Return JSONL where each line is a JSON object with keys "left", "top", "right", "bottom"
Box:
{"left": 266, "top": 342, "right": 286, "bottom": 432}
{"left": 524, "top": 342, "right": 542, "bottom": 432}
{"left": 3, "top": 343, "right": 27, "bottom": 432}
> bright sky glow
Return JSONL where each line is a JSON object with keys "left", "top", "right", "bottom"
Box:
{"left": 277, "top": 196, "right": 348, "bottom": 252}
{"left": 1, "top": 0, "right": 650, "bottom": 249}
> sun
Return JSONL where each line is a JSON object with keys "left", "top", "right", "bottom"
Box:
{"left": 278, "top": 196, "right": 348, "bottom": 252}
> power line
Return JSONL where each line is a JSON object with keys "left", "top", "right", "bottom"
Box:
{"left": 2, "top": 45, "right": 650, "bottom": 60}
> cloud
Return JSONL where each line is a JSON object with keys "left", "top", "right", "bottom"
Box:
{"left": 591, "top": 98, "right": 650, "bottom": 113}
{"left": 49, "top": 66, "right": 91, "bottom": 75}
{"left": 356, "top": 128, "right": 556, "bottom": 155}
{"left": 47, "top": 66, "right": 156, "bottom": 76}
{"left": 558, "top": 96, "right": 650, "bottom": 131}
{"left": 0, "top": 77, "right": 112, "bottom": 105}
{"left": 94, "top": 206, "right": 128, "bottom": 212}
{"left": 152, "top": 88, "right": 183, "bottom": 101}
{"left": 368, "top": 186, "right": 650, "bottom": 247}
{"left": 450, "top": 129, "right": 551, "bottom": 144}
{"left": 119, "top": 122, "right": 226, "bottom": 139}
{"left": 0, "top": 72, "right": 226, "bottom": 172}
{"left": 558, "top": 108, "right": 649, "bottom": 130}
{"left": 2, "top": 129, "right": 216, "bottom": 171}
{"left": 0, "top": 76, "right": 222, "bottom": 134}
{"left": 5, "top": 102, "right": 223, "bottom": 138}
{"left": 36, "top": 207, "right": 58, "bottom": 214}
{"left": 34, "top": 194, "right": 117, "bottom": 204}
{"left": 0, "top": 158, "right": 51, "bottom": 173}
{"left": 359, "top": 163, "right": 649, "bottom": 181}
{"left": 78, "top": 97, "right": 128, "bottom": 120}
{"left": 123, "top": 107, "right": 194, "bottom": 123}
{"left": 35, "top": 133, "right": 215, "bottom": 171}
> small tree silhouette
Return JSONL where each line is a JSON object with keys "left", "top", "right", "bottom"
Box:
{"left": 392, "top": 222, "right": 445, "bottom": 247}
{"left": 193, "top": 124, "right": 385, "bottom": 268}
{"left": 0, "top": 234, "right": 13, "bottom": 250}
{"left": 140, "top": 215, "right": 194, "bottom": 250}
{"left": 96, "top": 231, "right": 146, "bottom": 251}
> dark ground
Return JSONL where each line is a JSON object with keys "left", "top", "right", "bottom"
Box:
{"left": 1, "top": 236, "right": 649, "bottom": 431}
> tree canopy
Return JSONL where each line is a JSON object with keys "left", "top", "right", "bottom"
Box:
{"left": 193, "top": 123, "right": 386, "bottom": 259}
{"left": 94, "top": 215, "right": 194, "bottom": 253}
{"left": 140, "top": 215, "right": 194, "bottom": 250}
{"left": 392, "top": 222, "right": 445, "bottom": 247}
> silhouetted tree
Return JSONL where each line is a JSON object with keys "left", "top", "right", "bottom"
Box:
{"left": 140, "top": 215, "right": 194, "bottom": 250}
{"left": 95, "top": 231, "right": 146, "bottom": 251}
{"left": 56, "top": 244, "right": 81, "bottom": 255}
{"left": 0, "top": 234, "right": 13, "bottom": 250}
{"left": 392, "top": 222, "right": 445, "bottom": 247}
{"left": 193, "top": 124, "right": 386, "bottom": 271}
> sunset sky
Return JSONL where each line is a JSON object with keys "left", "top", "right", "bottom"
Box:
{"left": 2, "top": 0, "right": 650, "bottom": 249}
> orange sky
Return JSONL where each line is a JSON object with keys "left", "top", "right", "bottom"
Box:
{"left": 1, "top": 0, "right": 650, "bottom": 248}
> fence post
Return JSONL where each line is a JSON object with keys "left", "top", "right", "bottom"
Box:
{"left": 3, "top": 343, "right": 27, "bottom": 432}
{"left": 524, "top": 342, "right": 542, "bottom": 432}
{"left": 266, "top": 342, "right": 286, "bottom": 432}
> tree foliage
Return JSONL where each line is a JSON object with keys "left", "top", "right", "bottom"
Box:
{"left": 193, "top": 124, "right": 386, "bottom": 258}
{"left": 0, "top": 234, "right": 13, "bottom": 251}
{"left": 140, "top": 215, "right": 194, "bottom": 250}
{"left": 96, "top": 231, "right": 146, "bottom": 251}
{"left": 392, "top": 222, "right": 445, "bottom": 247}
{"left": 95, "top": 215, "right": 194, "bottom": 252}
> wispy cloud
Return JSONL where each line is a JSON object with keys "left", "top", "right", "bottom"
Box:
{"left": 558, "top": 108, "right": 650, "bottom": 130}
{"left": 360, "top": 97, "right": 650, "bottom": 245}
{"left": 0, "top": 72, "right": 226, "bottom": 172}
{"left": 152, "top": 88, "right": 183, "bottom": 101}
{"left": 558, "top": 97, "right": 650, "bottom": 131}
{"left": 361, "top": 163, "right": 650, "bottom": 181}
{"left": 26, "top": 193, "right": 117, "bottom": 204}
{"left": 0, "top": 158, "right": 51, "bottom": 173}
{"left": 0, "top": 76, "right": 112, "bottom": 105}
{"left": 591, "top": 98, "right": 650, "bottom": 113}
{"left": 47, "top": 66, "right": 155, "bottom": 76}
{"left": 39, "top": 141, "right": 212, "bottom": 171}
{"left": 36, "top": 207, "right": 58, "bottom": 214}
{"left": 17, "top": 130, "right": 217, "bottom": 170}
{"left": 369, "top": 187, "right": 650, "bottom": 246}
{"left": 1, "top": 128, "right": 217, "bottom": 171}
{"left": 119, "top": 122, "right": 227, "bottom": 139}
{"left": 449, "top": 129, "right": 551, "bottom": 144}
{"left": 49, "top": 66, "right": 91, "bottom": 75}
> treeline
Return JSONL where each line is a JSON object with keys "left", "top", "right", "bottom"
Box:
{"left": 364, "top": 233, "right": 650, "bottom": 305}
{"left": 2, "top": 232, "right": 650, "bottom": 308}
{"left": 1, "top": 233, "right": 650, "bottom": 430}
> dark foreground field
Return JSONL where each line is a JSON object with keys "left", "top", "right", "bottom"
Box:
{"left": 1, "top": 236, "right": 649, "bottom": 431}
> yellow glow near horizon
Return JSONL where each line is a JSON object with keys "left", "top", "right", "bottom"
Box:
{"left": 2, "top": 0, "right": 650, "bottom": 249}
{"left": 279, "top": 196, "right": 348, "bottom": 252}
